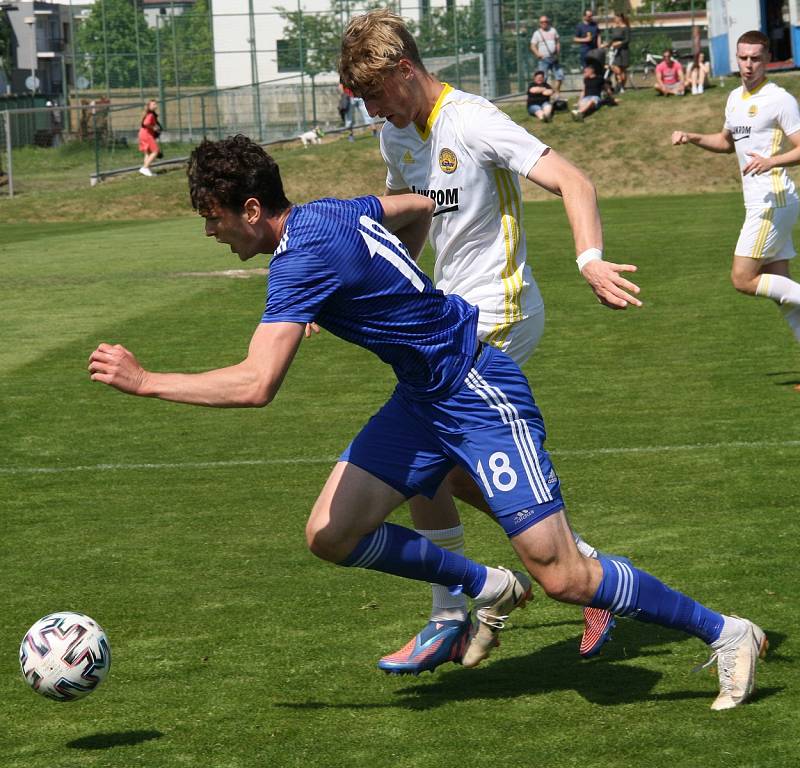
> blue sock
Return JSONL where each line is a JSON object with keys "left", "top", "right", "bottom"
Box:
{"left": 590, "top": 555, "right": 724, "bottom": 644}
{"left": 340, "top": 523, "right": 487, "bottom": 597}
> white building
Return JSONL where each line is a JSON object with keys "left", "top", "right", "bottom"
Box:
{"left": 211, "top": 0, "right": 471, "bottom": 89}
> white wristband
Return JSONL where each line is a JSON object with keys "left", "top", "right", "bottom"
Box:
{"left": 577, "top": 248, "right": 603, "bottom": 271}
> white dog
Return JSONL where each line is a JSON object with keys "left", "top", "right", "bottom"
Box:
{"left": 299, "top": 127, "right": 324, "bottom": 147}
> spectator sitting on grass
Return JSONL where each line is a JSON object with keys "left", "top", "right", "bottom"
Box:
{"left": 572, "top": 63, "right": 605, "bottom": 122}
{"left": 527, "top": 71, "right": 554, "bottom": 122}
{"left": 685, "top": 51, "right": 711, "bottom": 95}
{"left": 655, "top": 49, "right": 685, "bottom": 96}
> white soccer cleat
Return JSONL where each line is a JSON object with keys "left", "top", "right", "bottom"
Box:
{"left": 462, "top": 567, "right": 533, "bottom": 668}
{"left": 703, "top": 616, "right": 768, "bottom": 711}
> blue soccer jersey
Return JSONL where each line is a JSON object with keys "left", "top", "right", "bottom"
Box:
{"left": 263, "top": 195, "right": 479, "bottom": 400}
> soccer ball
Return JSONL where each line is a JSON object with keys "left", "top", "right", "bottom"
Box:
{"left": 19, "top": 612, "right": 111, "bottom": 701}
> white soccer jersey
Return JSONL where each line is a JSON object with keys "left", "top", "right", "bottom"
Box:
{"left": 724, "top": 80, "right": 800, "bottom": 208}
{"left": 380, "top": 84, "right": 547, "bottom": 343}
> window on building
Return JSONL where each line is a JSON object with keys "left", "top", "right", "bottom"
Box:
{"left": 276, "top": 39, "right": 301, "bottom": 72}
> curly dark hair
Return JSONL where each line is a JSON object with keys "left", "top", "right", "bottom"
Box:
{"left": 187, "top": 135, "right": 291, "bottom": 215}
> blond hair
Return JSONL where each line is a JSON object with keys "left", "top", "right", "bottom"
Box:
{"left": 338, "top": 9, "right": 425, "bottom": 96}
{"left": 140, "top": 98, "right": 157, "bottom": 126}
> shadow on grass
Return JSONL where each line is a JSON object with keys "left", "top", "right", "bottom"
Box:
{"left": 66, "top": 730, "right": 164, "bottom": 750}
{"left": 277, "top": 624, "right": 786, "bottom": 711}
{"left": 765, "top": 370, "right": 800, "bottom": 389}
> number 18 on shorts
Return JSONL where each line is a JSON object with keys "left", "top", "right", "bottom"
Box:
{"left": 342, "top": 345, "right": 565, "bottom": 537}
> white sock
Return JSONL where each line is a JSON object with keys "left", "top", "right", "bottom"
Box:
{"left": 711, "top": 615, "right": 747, "bottom": 650}
{"left": 756, "top": 273, "right": 800, "bottom": 306}
{"left": 698, "top": 84, "right": 704, "bottom": 94}
{"left": 780, "top": 303, "right": 800, "bottom": 341}
{"left": 416, "top": 526, "right": 469, "bottom": 621}
{"left": 475, "top": 566, "right": 510, "bottom": 604}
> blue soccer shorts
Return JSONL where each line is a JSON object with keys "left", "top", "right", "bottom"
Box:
{"left": 340, "top": 345, "right": 565, "bottom": 538}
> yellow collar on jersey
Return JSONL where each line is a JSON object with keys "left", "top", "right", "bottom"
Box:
{"left": 742, "top": 78, "right": 769, "bottom": 99}
{"left": 417, "top": 83, "right": 454, "bottom": 141}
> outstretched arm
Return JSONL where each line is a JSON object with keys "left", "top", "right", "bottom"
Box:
{"left": 88, "top": 321, "right": 305, "bottom": 408}
{"left": 526, "top": 149, "right": 641, "bottom": 309}
{"left": 671, "top": 128, "right": 734, "bottom": 153}
{"left": 379, "top": 192, "right": 435, "bottom": 261}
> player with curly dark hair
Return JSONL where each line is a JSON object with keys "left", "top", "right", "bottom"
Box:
{"left": 90, "top": 135, "right": 766, "bottom": 712}
{"left": 188, "top": 135, "right": 291, "bottom": 216}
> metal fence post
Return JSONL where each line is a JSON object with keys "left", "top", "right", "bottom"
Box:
{"left": 3, "top": 111, "right": 14, "bottom": 197}
{"left": 156, "top": 16, "right": 165, "bottom": 126}
{"left": 100, "top": 0, "right": 111, "bottom": 99}
{"left": 298, "top": 2, "right": 306, "bottom": 132}
{"left": 93, "top": 109, "right": 100, "bottom": 183}
{"left": 170, "top": 0, "right": 183, "bottom": 140}
{"left": 133, "top": 0, "right": 144, "bottom": 102}
{"left": 248, "top": 0, "right": 263, "bottom": 141}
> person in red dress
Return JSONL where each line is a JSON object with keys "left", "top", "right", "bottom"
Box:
{"left": 138, "top": 99, "right": 162, "bottom": 177}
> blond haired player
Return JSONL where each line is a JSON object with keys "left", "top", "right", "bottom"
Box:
{"left": 673, "top": 30, "right": 800, "bottom": 368}
{"left": 339, "top": 9, "right": 642, "bottom": 675}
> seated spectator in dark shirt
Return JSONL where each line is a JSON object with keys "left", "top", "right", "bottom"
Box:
{"left": 571, "top": 64, "right": 605, "bottom": 121}
{"left": 526, "top": 71, "right": 554, "bottom": 122}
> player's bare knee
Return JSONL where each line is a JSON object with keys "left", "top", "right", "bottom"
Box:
{"left": 305, "top": 515, "right": 343, "bottom": 562}
{"left": 731, "top": 275, "right": 757, "bottom": 296}
{"left": 536, "top": 570, "right": 582, "bottom": 603}
{"left": 730, "top": 270, "right": 757, "bottom": 295}
{"left": 527, "top": 557, "right": 596, "bottom": 604}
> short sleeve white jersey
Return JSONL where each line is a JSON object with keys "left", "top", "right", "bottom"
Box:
{"left": 724, "top": 80, "right": 800, "bottom": 208}
{"left": 380, "top": 84, "right": 548, "bottom": 329}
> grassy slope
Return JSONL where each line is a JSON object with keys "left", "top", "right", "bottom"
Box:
{"left": 0, "top": 196, "right": 799, "bottom": 768}
{"left": 4, "top": 72, "right": 800, "bottom": 224}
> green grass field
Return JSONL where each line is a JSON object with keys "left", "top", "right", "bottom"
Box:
{"left": 0, "top": 188, "right": 800, "bottom": 768}
{"left": 1, "top": 193, "right": 798, "bottom": 767}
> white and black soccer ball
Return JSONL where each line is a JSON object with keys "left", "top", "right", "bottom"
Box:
{"left": 19, "top": 612, "right": 111, "bottom": 701}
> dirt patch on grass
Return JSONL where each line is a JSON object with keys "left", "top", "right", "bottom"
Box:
{"left": 174, "top": 268, "right": 269, "bottom": 279}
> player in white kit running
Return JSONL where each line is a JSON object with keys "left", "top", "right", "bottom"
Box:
{"left": 339, "top": 9, "right": 643, "bottom": 674}
{"left": 672, "top": 30, "right": 800, "bottom": 369}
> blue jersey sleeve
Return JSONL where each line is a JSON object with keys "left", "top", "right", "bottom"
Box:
{"left": 351, "top": 194, "right": 383, "bottom": 222}
{"left": 261, "top": 196, "right": 382, "bottom": 324}
{"left": 262, "top": 249, "right": 340, "bottom": 324}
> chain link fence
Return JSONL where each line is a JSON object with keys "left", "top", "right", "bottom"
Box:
{"left": 0, "top": 0, "right": 707, "bottom": 194}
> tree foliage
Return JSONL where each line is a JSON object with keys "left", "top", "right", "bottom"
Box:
{"left": 158, "top": 0, "right": 214, "bottom": 87}
{"left": 276, "top": 7, "right": 342, "bottom": 77}
{"left": 76, "top": 0, "right": 153, "bottom": 89}
{"left": 646, "top": 0, "right": 695, "bottom": 10}
{"left": 0, "top": 10, "right": 12, "bottom": 80}
{"left": 75, "top": 0, "right": 213, "bottom": 91}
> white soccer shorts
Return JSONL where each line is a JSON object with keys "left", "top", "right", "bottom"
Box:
{"left": 477, "top": 305, "right": 545, "bottom": 367}
{"left": 734, "top": 202, "right": 799, "bottom": 263}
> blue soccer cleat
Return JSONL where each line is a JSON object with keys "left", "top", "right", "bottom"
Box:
{"left": 378, "top": 618, "right": 470, "bottom": 675}
{"left": 579, "top": 606, "right": 616, "bottom": 658}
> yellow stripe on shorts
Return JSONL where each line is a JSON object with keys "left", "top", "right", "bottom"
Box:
{"left": 770, "top": 129, "right": 786, "bottom": 207}
{"left": 752, "top": 207, "right": 774, "bottom": 258}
